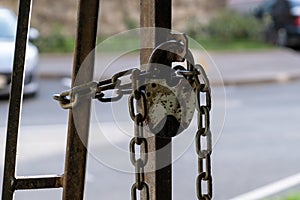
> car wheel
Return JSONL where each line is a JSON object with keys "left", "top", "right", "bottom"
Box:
{"left": 276, "top": 28, "right": 288, "bottom": 47}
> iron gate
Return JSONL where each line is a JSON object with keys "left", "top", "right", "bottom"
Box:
{"left": 1, "top": 0, "right": 212, "bottom": 199}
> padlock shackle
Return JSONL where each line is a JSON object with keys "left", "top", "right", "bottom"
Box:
{"left": 147, "top": 40, "right": 186, "bottom": 69}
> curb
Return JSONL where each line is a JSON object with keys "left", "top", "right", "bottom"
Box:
{"left": 219, "top": 73, "right": 300, "bottom": 86}
{"left": 39, "top": 73, "right": 70, "bottom": 80}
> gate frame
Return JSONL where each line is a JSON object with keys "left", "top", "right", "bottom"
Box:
{"left": 2, "top": 0, "right": 173, "bottom": 200}
{"left": 2, "top": 0, "right": 100, "bottom": 199}
{"left": 140, "top": 1, "right": 172, "bottom": 199}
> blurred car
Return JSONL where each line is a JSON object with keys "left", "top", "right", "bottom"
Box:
{"left": 254, "top": 0, "right": 300, "bottom": 46}
{"left": 0, "top": 7, "right": 39, "bottom": 97}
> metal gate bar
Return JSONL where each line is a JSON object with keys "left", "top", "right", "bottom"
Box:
{"left": 2, "top": 0, "right": 37, "bottom": 198}
{"left": 140, "top": 1, "right": 172, "bottom": 199}
{"left": 3, "top": 0, "right": 174, "bottom": 199}
{"left": 1, "top": 0, "right": 63, "bottom": 196}
{"left": 2, "top": 0, "right": 100, "bottom": 199}
{"left": 13, "top": 176, "right": 63, "bottom": 190}
{"left": 62, "top": 0, "right": 99, "bottom": 199}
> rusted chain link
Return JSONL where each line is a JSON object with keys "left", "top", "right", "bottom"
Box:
{"left": 53, "top": 48, "right": 214, "bottom": 200}
{"left": 129, "top": 69, "right": 150, "bottom": 200}
{"left": 53, "top": 68, "right": 139, "bottom": 108}
{"left": 194, "top": 64, "right": 213, "bottom": 200}
{"left": 53, "top": 81, "right": 98, "bottom": 109}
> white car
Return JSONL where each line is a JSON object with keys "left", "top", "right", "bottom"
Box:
{"left": 0, "top": 7, "right": 39, "bottom": 97}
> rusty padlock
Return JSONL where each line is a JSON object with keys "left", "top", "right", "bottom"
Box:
{"left": 143, "top": 35, "right": 196, "bottom": 137}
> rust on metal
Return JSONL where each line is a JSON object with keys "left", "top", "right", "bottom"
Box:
{"left": 194, "top": 63, "right": 213, "bottom": 199}
{"left": 140, "top": 0, "right": 173, "bottom": 199}
{"left": 144, "top": 78, "right": 195, "bottom": 137}
{"left": 62, "top": 0, "right": 99, "bottom": 199}
{"left": 2, "top": 0, "right": 100, "bottom": 199}
{"left": 2, "top": 0, "right": 33, "bottom": 199}
{"left": 129, "top": 72, "right": 150, "bottom": 199}
{"left": 143, "top": 38, "right": 195, "bottom": 138}
{"left": 14, "top": 176, "right": 63, "bottom": 190}
{"left": 1, "top": 0, "right": 212, "bottom": 199}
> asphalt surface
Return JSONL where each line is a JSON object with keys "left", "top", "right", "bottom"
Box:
{"left": 38, "top": 48, "right": 300, "bottom": 85}
{"left": 0, "top": 49, "right": 300, "bottom": 199}
{"left": 1, "top": 79, "right": 300, "bottom": 199}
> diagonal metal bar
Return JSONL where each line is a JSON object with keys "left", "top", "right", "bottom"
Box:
{"left": 62, "top": 0, "right": 100, "bottom": 199}
{"left": 2, "top": 0, "right": 33, "bottom": 199}
{"left": 140, "top": 1, "right": 172, "bottom": 200}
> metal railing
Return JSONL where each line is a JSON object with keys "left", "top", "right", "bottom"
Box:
{"left": 1, "top": 0, "right": 173, "bottom": 199}
{"left": 2, "top": 0, "right": 100, "bottom": 199}
{"left": 1, "top": 1, "right": 212, "bottom": 200}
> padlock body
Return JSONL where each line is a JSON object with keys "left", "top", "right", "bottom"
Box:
{"left": 144, "top": 77, "right": 195, "bottom": 137}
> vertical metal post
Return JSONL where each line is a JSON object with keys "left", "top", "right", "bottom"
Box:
{"left": 140, "top": 1, "right": 172, "bottom": 200}
{"left": 62, "top": 0, "right": 99, "bottom": 199}
{"left": 2, "top": 0, "right": 32, "bottom": 199}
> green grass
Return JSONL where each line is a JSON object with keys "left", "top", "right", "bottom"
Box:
{"left": 35, "top": 8, "right": 274, "bottom": 53}
{"left": 33, "top": 36, "right": 75, "bottom": 53}
{"left": 34, "top": 35, "right": 275, "bottom": 53}
{"left": 265, "top": 192, "right": 300, "bottom": 200}
{"left": 195, "top": 38, "right": 275, "bottom": 52}
{"left": 96, "top": 35, "right": 140, "bottom": 53}
{"left": 34, "top": 35, "right": 140, "bottom": 53}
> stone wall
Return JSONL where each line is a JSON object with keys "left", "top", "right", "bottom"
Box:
{"left": 0, "top": 0, "right": 225, "bottom": 36}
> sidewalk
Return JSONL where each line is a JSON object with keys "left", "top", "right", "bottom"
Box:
{"left": 210, "top": 48, "right": 300, "bottom": 85}
{"left": 38, "top": 48, "right": 300, "bottom": 86}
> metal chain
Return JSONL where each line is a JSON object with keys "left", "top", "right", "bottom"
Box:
{"left": 129, "top": 69, "right": 150, "bottom": 200}
{"left": 95, "top": 68, "right": 139, "bottom": 102}
{"left": 53, "top": 68, "right": 139, "bottom": 109}
{"left": 53, "top": 52, "right": 213, "bottom": 200}
{"left": 194, "top": 64, "right": 213, "bottom": 200}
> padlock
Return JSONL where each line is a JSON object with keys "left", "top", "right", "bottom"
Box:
{"left": 143, "top": 37, "right": 196, "bottom": 137}
{"left": 143, "top": 72, "right": 195, "bottom": 137}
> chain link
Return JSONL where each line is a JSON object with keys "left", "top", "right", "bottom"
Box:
{"left": 53, "top": 69, "right": 139, "bottom": 108}
{"left": 194, "top": 64, "right": 213, "bottom": 200}
{"left": 129, "top": 69, "right": 150, "bottom": 200}
{"left": 53, "top": 81, "right": 98, "bottom": 109}
{"left": 95, "top": 68, "right": 138, "bottom": 102}
{"left": 53, "top": 48, "right": 213, "bottom": 200}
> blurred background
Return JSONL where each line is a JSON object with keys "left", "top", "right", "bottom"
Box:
{"left": 0, "top": 0, "right": 273, "bottom": 52}
{"left": 0, "top": 0, "right": 300, "bottom": 200}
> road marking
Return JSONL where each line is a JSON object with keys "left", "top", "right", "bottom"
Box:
{"left": 230, "top": 173, "right": 300, "bottom": 200}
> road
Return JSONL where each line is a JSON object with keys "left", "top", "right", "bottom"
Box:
{"left": 1, "top": 77, "right": 300, "bottom": 199}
